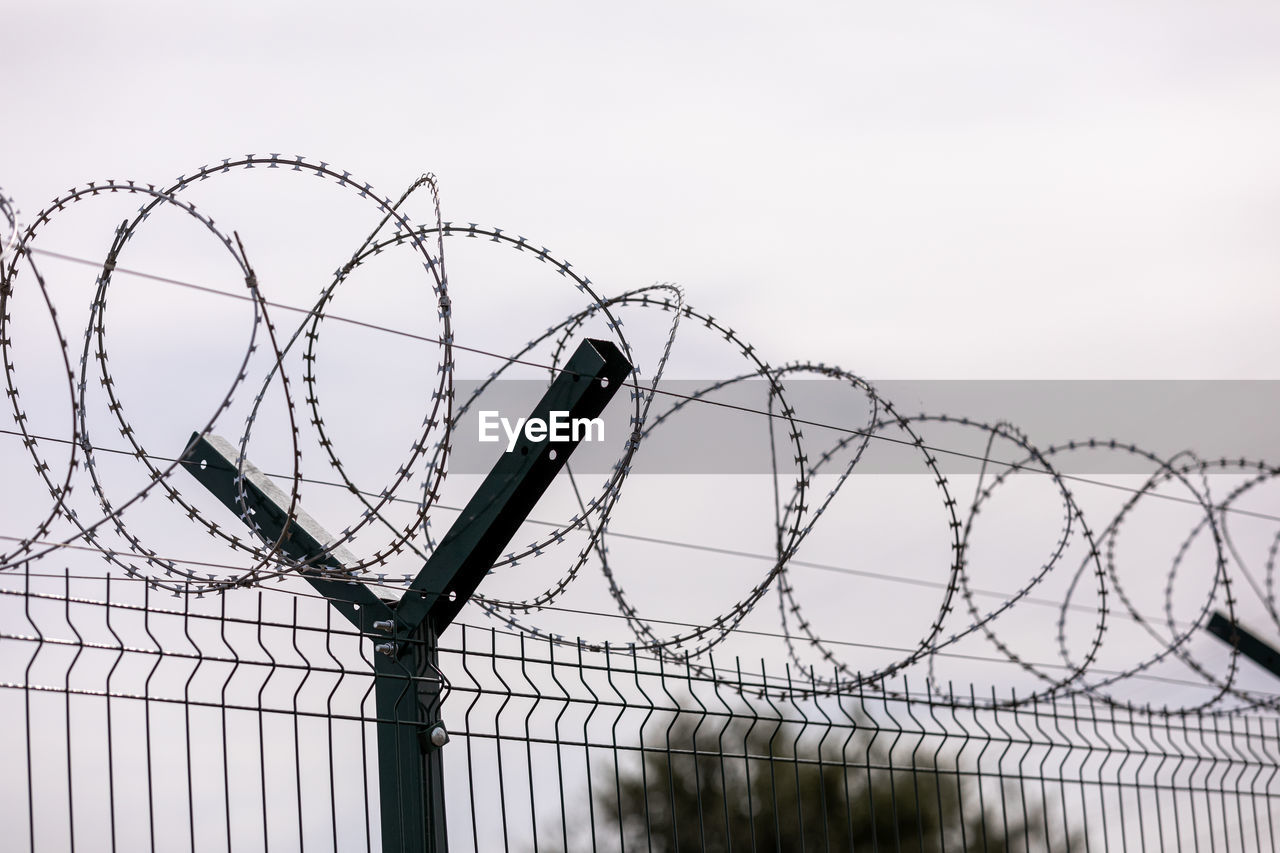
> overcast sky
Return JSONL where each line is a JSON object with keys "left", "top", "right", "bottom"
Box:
{"left": 5, "top": 1, "right": 1280, "bottom": 709}
{"left": 6, "top": 0, "right": 1280, "bottom": 380}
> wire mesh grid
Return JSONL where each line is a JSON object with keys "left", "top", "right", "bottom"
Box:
{"left": 4, "top": 567, "right": 1279, "bottom": 852}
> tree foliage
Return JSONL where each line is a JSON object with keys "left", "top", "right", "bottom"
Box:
{"left": 592, "top": 707, "right": 1081, "bottom": 852}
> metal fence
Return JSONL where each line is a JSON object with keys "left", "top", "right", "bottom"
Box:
{"left": 5, "top": 157, "right": 1280, "bottom": 852}
{"left": 5, "top": 566, "right": 1279, "bottom": 852}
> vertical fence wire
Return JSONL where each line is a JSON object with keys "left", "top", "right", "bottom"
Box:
{"left": 4, "top": 569, "right": 1280, "bottom": 851}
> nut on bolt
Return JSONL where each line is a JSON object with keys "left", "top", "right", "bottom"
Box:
{"left": 372, "top": 619, "right": 396, "bottom": 633}
{"left": 374, "top": 642, "right": 398, "bottom": 658}
{"left": 428, "top": 723, "right": 449, "bottom": 748}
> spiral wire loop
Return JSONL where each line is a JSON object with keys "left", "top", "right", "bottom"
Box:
{"left": 2, "top": 157, "right": 1278, "bottom": 719}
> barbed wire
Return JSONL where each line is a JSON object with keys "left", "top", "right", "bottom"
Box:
{"left": 1, "top": 159, "right": 1277, "bottom": 715}
{"left": 28, "top": 244, "right": 1280, "bottom": 525}
{"left": 0, "top": 423, "right": 1212, "bottom": 633}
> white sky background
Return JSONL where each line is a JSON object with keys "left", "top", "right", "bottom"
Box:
{"left": 6, "top": 0, "right": 1280, "bottom": 379}
{"left": 4, "top": 1, "right": 1280, "bottom": 715}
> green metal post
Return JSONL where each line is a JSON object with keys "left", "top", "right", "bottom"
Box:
{"left": 181, "top": 338, "right": 631, "bottom": 853}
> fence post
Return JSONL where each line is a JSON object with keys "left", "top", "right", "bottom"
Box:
{"left": 181, "top": 337, "right": 632, "bottom": 853}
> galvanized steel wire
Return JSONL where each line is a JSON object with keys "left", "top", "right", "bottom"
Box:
{"left": 1, "top": 160, "right": 1278, "bottom": 718}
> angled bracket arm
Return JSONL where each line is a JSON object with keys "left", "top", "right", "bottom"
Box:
{"left": 396, "top": 336, "right": 632, "bottom": 633}
{"left": 1207, "top": 610, "right": 1280, "bottom": 682}
{"left": 180, "top": 431, "right": 395, "bottom": 628}
{"left": 179, "top": 336, "right": 631, "bottom": 634}
{"left": 178, "top": 337, "right": 632, "bottom": 853}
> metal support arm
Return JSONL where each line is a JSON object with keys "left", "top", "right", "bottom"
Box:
{"left": 179, "top": 337, "right": 632, "bottom": 853}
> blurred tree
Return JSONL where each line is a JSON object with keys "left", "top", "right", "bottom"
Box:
{"left": 591, "top": 707, "right": 1081, "bottom": 852}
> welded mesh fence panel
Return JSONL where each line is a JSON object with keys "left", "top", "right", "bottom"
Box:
{"left": 443, "top": 626, "right": 1280, "bottom": 853}
{"left": 1, "top": 570, "right": 384, "bottom": 852}
{"left": 5, "top": 568, "right": 1280, "bottom": 852}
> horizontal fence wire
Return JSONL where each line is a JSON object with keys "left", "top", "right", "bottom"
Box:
{"left": 4, "top": 569, "right": 1279, "bottom": 852}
